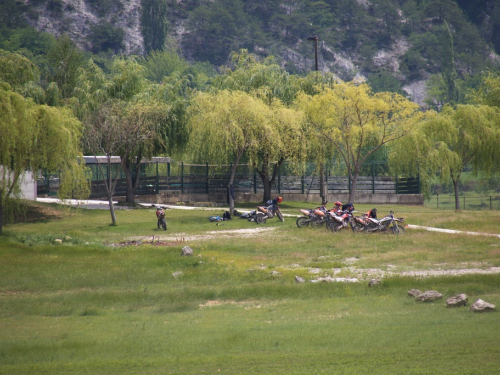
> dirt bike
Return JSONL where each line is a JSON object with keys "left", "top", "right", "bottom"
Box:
{"left": 361, "top": 211, "right": 405, "bottom": 235}
{"left": 156, "top": 207, "right": 167, "bottom": 230}
{"left": 326, "top": 210, "right": 354, "bottom": 232}
{"left": 255, "top": 204, "right": 284, "bottom": 224}
{"left": 297, "top": 204, "right": 327, "bottom": 228}
{"left": 296, "top": 208, "right": 316, "bottom": 228}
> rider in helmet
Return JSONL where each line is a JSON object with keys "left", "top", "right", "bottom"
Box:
{"left": 266, "top": 196, "right": 283, "bottom": 211}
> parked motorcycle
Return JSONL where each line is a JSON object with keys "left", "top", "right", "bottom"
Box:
{"left": 360, "top": 210, "right": 404, "bottom": 235}
{"left": 326, "top": 210, "right": 354, "bottom": 232}
{"left": 352, "top": 208, "right": 377, "bottom": 232}
{"left": 296, "top": 202, "right": 331, "bottom": 228}
{"left": 156, "top": 206, "right": 167, "bottom": 230}
{"left": 296, "top": 208, "right": 317, "bottom": 228}
{"left": 255, "top": 200, "right": 284, "bottom": 224}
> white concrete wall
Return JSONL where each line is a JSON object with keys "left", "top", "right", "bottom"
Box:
{"left": 19, "top": 171, "right": 37, "bottom": 200}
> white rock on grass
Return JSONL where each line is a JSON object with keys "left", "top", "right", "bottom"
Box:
{"left": 470, "top": 299, "right": 496, "bottom": 312}
{"left": 415, "top": 290, "right": 443, "bottom": 302}
{"left": 181, "top": 246, "right": 193, "bottom": 256}
{"left": 407, "top": 289, "right": 423, "bottom": 297}
{"left": 172, "top": 271, "right": 184, "bottom": 278}
{"left": 446, "top": 293, "right": 468, "bottom": 308}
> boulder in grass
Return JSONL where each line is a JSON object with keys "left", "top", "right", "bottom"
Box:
{"left": 54, "top": 239, "right": 63, "bottom": 245}
{"left": 368, "top": 279, "right": 380, "bottom": 287}
{"left": 415, "top": 290, "right": 443, "bottom": 302}
{"left": 181, "top": 246, "right": 193, "bottom": 256}
{"left": 270, "top": 271, "right": 282, "bottom": 277}
{"left": 470, "top": 299, "right": 496, "bottom": 313}
{"left": 172, "top": 271, "right": 184, "bottom": 278}
{"left": 446, "top": 293, "right": 468, "bottom": 308}
{"left": 408, "top": 289, "right": 423, "bottom": 298}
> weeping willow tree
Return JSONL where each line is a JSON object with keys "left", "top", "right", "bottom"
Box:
{"left": 296, "top": 82, "right": 423, "bottom": 203}
{"left": 390, "top": 104, "right": 500, "bottom": 209}
{"left": 0, "top": 83, "right": 88, "bottom": 233}
{"left": 187, "top": 90, "right": 273, "bottom": 213}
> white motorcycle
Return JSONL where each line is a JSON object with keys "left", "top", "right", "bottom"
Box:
{"left": 362, "top": 211, "right": 405, "bottom": 235}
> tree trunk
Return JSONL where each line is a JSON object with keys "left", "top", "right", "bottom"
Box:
{"left": 108, "top": 192, "right": 117, "bottom": 226}
{"left": 125, "top": 164, "right": 135, "bottom": 203}
{"left": 453, "top": 178, "right": 460, "bottom": 210}
{"left": 255, "top": 156, "right": 283, "bottom": 202}
{"left": 227, "top": 148, "right": 245, "bottom": 215}
{"left": 348, "top": 168, "right": 359, "bottom": 204}
{"left": 124, "top": 155, "right": 142, "bottom": 204}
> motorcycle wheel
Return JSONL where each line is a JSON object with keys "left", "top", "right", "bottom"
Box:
{"left": 352, "top": 223, "right": 365, "bottom": 232}
{"left": 255, "top": 213, "right": 266, "bottom": 224}
{"left": 277, "top": 212, "right": 284, "bottom": 222}
{"left": 391, "top": 224, "right": 405, "bottom": 235}
{"left": 310, "top": 218, "right": 324, "bottom": 228}
{"left": 327, "top": 221, "right": 337, "bottom": 232}
{"left": 296, "top": 217, "right": 309, "bottom": 228}
{"left": 161, "top": 218, "right": 167, "bottom": 231}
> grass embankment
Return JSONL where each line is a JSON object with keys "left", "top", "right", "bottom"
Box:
{"left": 1, "top": 201, "right": 499, "bottom": 374}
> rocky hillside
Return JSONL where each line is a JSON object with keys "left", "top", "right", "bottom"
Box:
{"left": 10, "top": 0, "right": 500, "bottom": 106}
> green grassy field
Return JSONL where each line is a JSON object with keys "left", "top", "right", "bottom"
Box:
{"left": 1, "top": 201, "right": 499, "bottom": 374}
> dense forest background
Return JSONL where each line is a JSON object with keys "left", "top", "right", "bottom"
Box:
{"left": 1, "top": 0, "right": 499, "bottom": 107}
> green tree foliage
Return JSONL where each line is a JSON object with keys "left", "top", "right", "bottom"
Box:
{"left": 47, "top": 36, "right": 85, "bottom": 99}
{"left": 139, "top": 50, "right": 189, "bottom": 83}
{"left": 141, "top": 0, "right": 168, "bottom": 55}
{"left": 188, "top": 90, "right": 277, "bottom": 212}
{"left": 89, "top": 21, "right": 125, "bottom": 54}
{"left": 296, "top": 82, "right": 423, "bottom": 203}
{"left": 184, "top": 0, "right": 249, "bottom": 66}
{"left": 214, "top": 49, "right": 299, "bottom": 105}
{"left": 75, "top": 56, "right": 189, "bottom": 211}
{"left": 390, "top": 104, "right": 500, "bottom": 209}
{"left": 0, "top": 83, "right": 88, "bottom": 233}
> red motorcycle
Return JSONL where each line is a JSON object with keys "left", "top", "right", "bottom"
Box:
{"left": 255, "top": 197, "right": 284, "bottom": 224}
{"left": 156, "top": 207, "right": 167, "bottom": 230}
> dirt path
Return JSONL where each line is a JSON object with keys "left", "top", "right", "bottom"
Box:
{"left": 130, "top": 227, "right": 277, "bottom": 243}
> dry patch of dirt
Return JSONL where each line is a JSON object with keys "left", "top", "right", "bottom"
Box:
{"left": 127, "top": 227, "right": 277, "bottom": 244}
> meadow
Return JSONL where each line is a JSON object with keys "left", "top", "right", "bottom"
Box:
{"left": 1, "top": 201, "right": 499, "bottom": 374}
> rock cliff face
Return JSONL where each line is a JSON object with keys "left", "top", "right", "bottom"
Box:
{"left": 24, "top": 0, "right": 493, "bottom": 108}
{"left": 26, "top": 0, "right": 144, "bottom": 55}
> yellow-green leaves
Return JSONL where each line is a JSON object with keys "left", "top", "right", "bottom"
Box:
{"left": 296, "top": 82, "right": 422, "bottom": 201}
{"left": 0, "top": 85, "right": 88, "bottom": 231}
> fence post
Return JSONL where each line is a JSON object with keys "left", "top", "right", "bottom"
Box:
{"left": 181, "top": 162, "right": 184, "bottom": 194}
{"left": 301, "top": 174, "right": 305, "bottom": 194}
{"left": 396, "top": 174, "right": 399, "bottom": 194}
{"left": 156, "top": 161, "right": 159, "bottom": 194}
{"left": 437, "top": 194, "right": 439, "bottom": 208}
{"left": 206, "top": 162, "right": 209, "bottom": 194}
{"left": 167, "top": 161, "right": 170, "bottom": 177}
{"left": 253, "top": 172, "right": 257, "bottom": 194}
{"left": 372, "top": 162, "right": 375, "bottom": 194}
